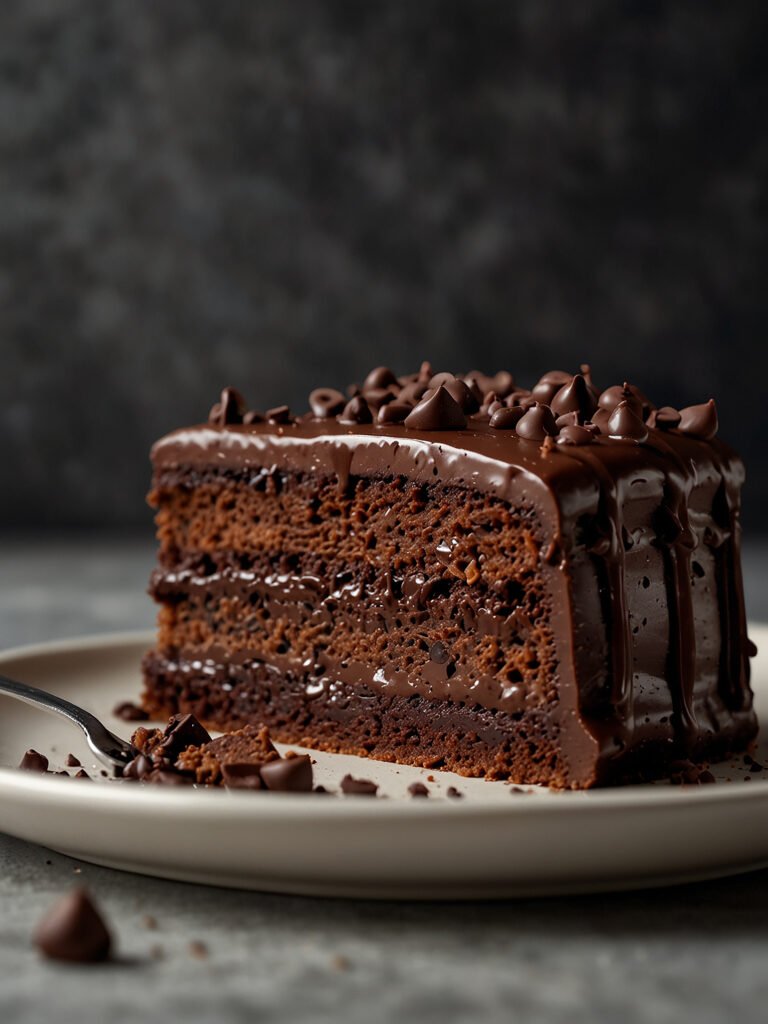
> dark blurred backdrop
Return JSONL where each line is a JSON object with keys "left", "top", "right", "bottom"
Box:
{"left": 1, "top": 1, "right": 766, "bottom": 531}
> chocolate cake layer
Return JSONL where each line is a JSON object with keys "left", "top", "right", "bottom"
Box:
{"left": 142, "top": 367, "right": 758, "bottom": 788}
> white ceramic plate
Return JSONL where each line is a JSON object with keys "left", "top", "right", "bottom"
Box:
{"left": 1, "top": 628, "right": 767, "bottom": 899}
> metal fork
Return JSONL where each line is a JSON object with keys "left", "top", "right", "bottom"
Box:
{"left": 0, "top": 673, "right": 140, "bottom": 772}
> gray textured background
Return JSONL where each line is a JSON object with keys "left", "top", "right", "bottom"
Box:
{"left": 1, "top": 0, "right": 766, "bottom": 530}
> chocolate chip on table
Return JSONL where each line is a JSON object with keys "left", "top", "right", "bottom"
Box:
{"left": 19, "top": 749, "right": 49, "bottom": 773}
{"left": 33, "top": 888, "right": 112, "bottom": 963}
{"left": 340, "top": 774, "right": 379, "bottom": 796}
{"left": 112, "top": 701, "right": 149, "bottom": 723}
{"left": 260, "top": 754, "right": 314, "bottom": 793}
{"left": 446, "top": 786, "right": 463, "bottom": 799}
{"left": 65, "top": 754, "right": 82, "bottom": 768}
{"left": 408, "top": 782, "right": 430, "bottom": 798}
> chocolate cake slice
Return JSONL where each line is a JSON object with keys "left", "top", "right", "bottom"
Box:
{"left": 141, "top": 365, "right": 757, "bottom": 788}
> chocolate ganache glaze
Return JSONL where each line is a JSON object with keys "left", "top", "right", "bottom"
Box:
{"left": 147, "top": 365, "right": 757, "bottom": 786}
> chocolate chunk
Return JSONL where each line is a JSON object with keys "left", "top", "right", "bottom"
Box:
{"left": 550, "top": 374, "right": 597, "bottom": 422}
{"left": 65, "top": 754, "right": 81, "bottom": 768}
{"left": 363, "top": 366, "right": 398, "bottom": 391}
{"left": 429, "top": 641, "right": 450, "bottom": 664}
{"left": 122, "top": 754, "right": 154, "bottom": 780}
{"left": 209, "top": 386, "right": 246, "bottom": 426}
{"left": 647, "top": 406, "right": 681, "bottom": 430}
{"left": 19, "top": 749, "right": 49, "bottom": 773}
{"left": 404, "top": 385, "right": 467, "bottom": 431}
{"left": 408, "top": 782, "right": 430, "bottom": 797}
{"left": 446, "top": 786, "right": 463, "bottom": 799}
{"left": 340, "top": 774, "right": 379, "bottom": 796}
{"left": 515, "top": 403, "right": 557, "bottom": 441}
{"left": 221, "top": 762, "right": 264, "bottom": 789}
{"left": 74, "top": 770, "right": 91, "bottom": 780}
{"left": 607, "top": 400, "right": 649, "bottom": 442}
{"left": 678, "top": 399, "right": 718, "bottom": 440}
{"left": 34, "top": 888, "right": 112, "bottom": 963}
{"left": 556, "top": 424, "right": 595, "bottom": 446}
{"left": 338, "top": 396, "right": 373, "bottom": 425}
{"left": 309, "top": 387, "right": 346, "bottom": 418}
{"left": 377, "top": 402, "right": 412, "bottom": 425}
{"left": 266, "top": 405, "right": 292, "bottom": 425}
{"left": 489, "top": 407, "right": 524, "bottom": 430}
{"left": 156, "top": 714, "right": 211, "bottom": 760}
{"left": 112, "top": 700, "right": 149, "bottom": 722}
{"left": 260, "top": 754, "right": 313, "bottom": 792}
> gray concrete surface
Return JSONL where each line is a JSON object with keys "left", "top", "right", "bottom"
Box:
{"left": 2, "top": 537, "right": 768, "bottom": 1024}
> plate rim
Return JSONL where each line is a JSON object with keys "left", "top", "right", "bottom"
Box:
{"left": 0, "top": 626, "right": 765, "bottom": 821}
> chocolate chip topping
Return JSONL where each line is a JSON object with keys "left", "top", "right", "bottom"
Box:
{"left": 678, "top": 399, "right": 718, "bottom": 440}
{"left": 404, "top": 385, "right": 467, "bottom": 431}
{"left": 201, "top": 364, "right": 727, "bottom": 452}
{"left": 515, "top": 403, "right": 557, "bottom": 441}
{"left": 209, "top": 386, "right": 246, "bottom": 426}
{"left": 19, "top": 749, "right": 49, "bottom": 772}
{"left": 338, "top": 396, "right": 373, "bottom": 425}
{"left": 260, "top": 754, "right": 313, "bottom": 792}
{"left": 340, "top": 774, "right": 379, "bottom": 796}
{"left": 550, "top": 374, "right": 598, "bottom": 422}
{"left": 309, "top": 388, "right": 346, "bottom": 418}
{"left": 34, "top": 888, "right": 112, "bottom": 963}
{"left": 607, "top": 400, "right": 649, "bottom": 442}
{"left": 489, "top": 406, "right": 524, "bottom": 430}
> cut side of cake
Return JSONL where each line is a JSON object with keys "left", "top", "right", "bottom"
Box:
{"left": 141, "top": 365, "right": 757, "bottom": 788}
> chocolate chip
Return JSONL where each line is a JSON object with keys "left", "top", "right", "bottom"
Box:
{"left": 647, "top": 406, "right": 681, "bottom": 430}
{"left": 112, "top": 701, "right": 149, "bottom": 722}
{"left": 340, "top": 774, "right": 379, "bottom": 796}
{"left": 429, "top": 641, "right": 450, "bottom": 664}
{"left": 363, "top": 366, "right": 398, "bottom": 391}
{"left": 408, "top": 782, "right": 430, "bottom": 797}
{"left": 74, "top": 770, "right": 91, "bottom": 780}
{"left": 266, "top": 405, "right": 292, "bottom": 425}
{"left": 65, "top": 754, "right": 81, "bottom": 768}
{"left": 678, "top": 399, "right": 718, "bottom": 440}
{"left": 442, "top": 378, "right": 480, "bottom": 413}
{"left": 556, "top": 424, "right": 595, "bottom": 446}
{"left": 398, "top": 381, "right": 428, "bottom": 405}
{"left": 550, "top": 374, "right": 597, "bottom": 422}
{"left": 607, "top": 400, "right": 649, "bottom": 442}
{"left": 309, "top": 387, "right": 346, "bottom": 418}
{"left": 260, "top": 754, "right": 313, "bottom": 793}
{"left": 590, "top": 407, "right": 611, "bottom": 433}
{"left": 377, "top": 402, "right": 412, "bottom": 425}
{"left": 19, "top": 749, "right": 49, "bottom": 773}
{"left": 404, "top": 385, "right": 467, "bottom": 431}
{"left": 515, "top": 403, "right": 557, "bottom": 441}
{"left": 34, "top": 888, "right": 112, "bottom": 963}
{"left": 531, "top": 371, "right": 572, "bottom": 405}
{"left": 363, "top": 387, "right": 397, "bottom": 411}
{"left": 598, "top": 382, "right": 651, "bottom": 418}
{"left": 209, "top": 386, "right": 246, "bottom": 426}
{"left": 446, "top": 786, "right": 463, "bottom": 799}
{"left": 338, "top": 396, "right": 373, "bottom": 425}
{"left": 489, "top": 406, "right": 524, "bottom": 430}
{"left": 243, "top": 410, "right": 265, "bottom": 425}
{"left": 221, "top": 762, "right": 264, "bottom": 789}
